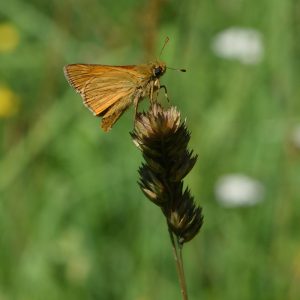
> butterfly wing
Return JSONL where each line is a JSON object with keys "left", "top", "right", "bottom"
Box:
{"left": 63, "top": 63, "right": 145, "bottom": 116}
{"left": 100, "top": 95, "right": 133, "bottom": 132}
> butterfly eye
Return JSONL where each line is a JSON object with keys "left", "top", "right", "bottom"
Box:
{"left": 154, "top": 66, "right": 162, "bottom": 76}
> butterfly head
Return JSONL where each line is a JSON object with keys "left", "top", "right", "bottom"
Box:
{"left": 152, "top": 61, "right": 166, "bottom": 78}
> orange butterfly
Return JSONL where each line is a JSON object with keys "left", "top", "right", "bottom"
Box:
{"left": 63, "top": 38, "right": 185, "bottom": 132}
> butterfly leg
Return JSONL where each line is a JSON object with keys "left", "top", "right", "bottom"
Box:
{"left": 133, "top": 94, "right": 140, "bottom": 121}
{"left": 159, "top": 85, "right": 170, "bottom": 102}
{"left": 150, "top": 82, "right": 154, "bottom": 105}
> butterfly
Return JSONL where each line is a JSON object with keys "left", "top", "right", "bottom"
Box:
{"left": 63, "top": 38, "right": 185, "bottom": 132}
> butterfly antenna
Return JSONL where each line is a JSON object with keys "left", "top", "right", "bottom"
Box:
{"left": 159, "top": 37, "right": 170, "bottom": 58}
{"left": 167, "top": 66, "right": 187, "bottom": 72}
{"left": 159, "top": 37, "right": 186, "bottom": 72}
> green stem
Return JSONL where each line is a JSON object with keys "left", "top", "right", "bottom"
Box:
{"left": 168, "top": 228, "right": 188, "bottom": 300}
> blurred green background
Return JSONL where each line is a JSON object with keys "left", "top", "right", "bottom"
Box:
{"left": 1, "top": 0, "right": 300, "bottom": 299}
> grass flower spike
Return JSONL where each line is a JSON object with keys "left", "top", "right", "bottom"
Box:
{"left": 131, "top": 103, "right": 203, "bottom": 299}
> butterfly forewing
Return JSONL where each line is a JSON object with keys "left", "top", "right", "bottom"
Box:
{"left": 64, "top": 64, "right": 143, "bottom": 116}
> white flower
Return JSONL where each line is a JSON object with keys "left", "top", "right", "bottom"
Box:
{"left": 211, "top": 27, "right": 264, "bottom": 64}
{"left": 215, "top": 174, "right": 265, "bottom": 207}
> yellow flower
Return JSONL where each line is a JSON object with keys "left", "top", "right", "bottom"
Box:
{"left": 0, "top": 23, "right": 20, "bottom": 52}
{"left": 0, "top": 86, "right": 19, "bottom": 117}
